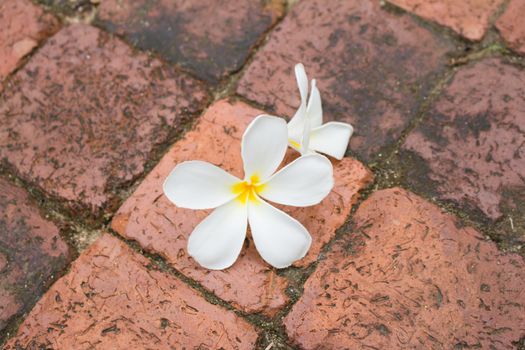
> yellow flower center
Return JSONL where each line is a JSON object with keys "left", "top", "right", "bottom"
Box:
{"left": 231, "top": 174, "right": 266, "bottom": 204}
{"left": 289, "top": 138, "right": 301, "bottom": 150}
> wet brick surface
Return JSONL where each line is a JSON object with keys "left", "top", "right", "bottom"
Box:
{"left": 4, "top": 234, "right": 258, "bottom": 349}
{"left": 1, "top": 0, "right": 525, "bottom": 348}
{"left": 388, "top": 0, "right": 504, "bottom": 41}
{"left": 0, "top": 0, "right": 59, "bottom": 85}
{"left": 284, "top": 188, "right": 525, "bottom": 349}
{"left": 0, "top": 24, "right": 208, "bottom": 215}
{"left": 401, "top": 58, "right": 525, "bottom": 248}
{"left": 496, "top": 0, "right": 525, "bottom": 56}
{"left": 0, "top": 176, "right": 70, "bottom": 334}
{"left": 96, "top": 0, "right": 284, "bottom": 83}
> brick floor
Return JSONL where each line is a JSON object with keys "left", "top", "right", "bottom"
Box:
{"left": 236, "top": 0, "right": 455, "bottom": 161}
{"left": 3, "top": 234, "right": 258, "bottom": 349}
{"left": 1, "top": 0, "right": 525, "bottom": 348}
{"left": 496, "top": 0, "right": 525, "bottom": 56}
{"left": 284, "top": 188, "right": 525, "bottom": 349}
{"left": 0, "top": 0, "right": 59, "bottom": 85}
{"left": 111, "top": 99, "right": 372, "bottom": 315}
{"left": 401, "top": 58, "right": 525, "bottom": 247}
{"left": 387, "top": 0, "right": 504, "bottom": 41}
{"left": 0, "top": 176, "right": 70, "bottom": 334}
{"left": 0, "top": 24, "right": 208, "bottom": 215}
{"left": 95, "top": 0, "right": 284, "bottom": 83}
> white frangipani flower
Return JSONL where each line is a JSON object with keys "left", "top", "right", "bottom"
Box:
{"left": 163, "top": 115, "right": 334, "bottom": 270}
{"left": 287, "top": 63, "right": 354, "bottom": 160}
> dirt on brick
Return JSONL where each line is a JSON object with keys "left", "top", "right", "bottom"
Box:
{"left": 284, "top": 188, "right": 525, "bottom": 349}
{"left": 1, "top": 0, "right": 525, "bottom": 348}
{"left": 496, "top": 0, "right": 525, "bottom": 56}
{"left": 0, "top": 176, "right": 71, "bottom": 340}
{"left": 0, "top": 24, "right": 209, "bottom": 219}
{"left": 95, "top": 0, "right": 285, "bottom": 84}
{"left": 387, "top": 0, "right": 505, "bottom": 41}
{"left": 0, "top": 0, "right": 60, "bottom": 84}
{"left": 3, "top": 234, "right": 258, "bottom": 350}
{"left": 400, "top": 57, "right": 525, "bottom": 253}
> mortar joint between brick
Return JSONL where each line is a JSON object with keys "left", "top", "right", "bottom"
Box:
{"left": 31, "top": 0, "right": 99, "bottom": 23}
{"left": 209, "top": 0, "right": 291, "bottom": 103}
{"left": 269, "top": 178, "right": 379, "bottom": 325}
{"left": 488, "top": 0, "right": 512, "bottom": 27}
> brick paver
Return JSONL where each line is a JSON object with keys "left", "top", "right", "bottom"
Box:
{"left": 387, "top": 0, "right": 504, "bottom": 41}
{"left": 111, "top": 99, "right": 372, "bottom": 315}
{"left": 0, "top": 0, "right": 59, "bottom": 85}
{"left": 284, "top": 188, "right": 525, "bottom": 349}
{"left": 0, "top": 176, "right": 70, "bottom": 334}
{"left": 0, "top": 24, "right": 208, "bottom": 215}
{"left": 96, "top": 0, "right": 284, "bottom": 83}
{"left": 4, "top": 234, "right": 258, "bottom": 349}
{"left": 496, "top": 0, "right": 525, "bottom": 56}
{"left": 237, "top": 0, "right": 454, "bottom": 161}
{"left": 401, "top": 58, "right": 525, "bottom": 244}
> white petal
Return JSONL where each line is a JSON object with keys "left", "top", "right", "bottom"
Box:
{"left": 295, "top": 63, "right": 308, "bottom": 103}
{"left": 248, "top": 199, "right": 311, "bottom": 268}
{"left": 287, "top": 120, "right": 304, "bottom": 148}
{"left": 287, "top": 63, "right": 309, "bottom": 140}
{"left": 260, "top": 154, "right": 333, "bottom": 206}
{"left": 242, "top": 115, "right": 288, "bottom": 181}
{"left": 163, "top": 161, "right": 240, "bottom": 209}
{"left": 309, "top": 122, "right": 353, "bottom": 160}
{"left": 300, "top": 113, "right": 311, "bottom": 154}
{"left": 306, "top": 79, "right": 323, "bottom": 128}
{"left": 188, "top": 200, "right": 248, "bottom": 270}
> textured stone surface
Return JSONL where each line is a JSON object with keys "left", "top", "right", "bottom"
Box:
{"left": 496, "top": 0, "right": 525, "bottom": 55}
{"left": 4, "top": 234, "right": 258, "bottom": 349}
{"left": 0, "top": 24, "right": 208, "bottom": 214}
{"left": 401, "top": 58, "right": 525, "bottom": 246}
{"left": 237, "top": 0, "right": 454, "bottom": 161}
{"left": 112, "top": 99, "right": 372, "bottom": 315}
{"left": 284, "top": 188, "right": 525, "bottom": 349}
{"left": 388, "top": 0, "right": 504, "bottom": 41}
{"left": 0, "top": 0, "right": 59, "bottom": 83}
{"left": 96, "top": 0, "right": 284, "bottom": 83}
{"left": 0, "top": 176, "right": 70, "bottom": 334}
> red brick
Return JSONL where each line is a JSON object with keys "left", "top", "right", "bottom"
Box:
{"left": 96, "top": 0, "right": 284, "bottom": 83}
{"left": 388, "top": 0, "right": 504, "bottom": 41}
{"left": 111, "top": 99, "right": 372, "bottom": 315}
{"left": 0, "top": 176, "right": 70, "bottom": 334}
{"left": 4, "top": 234, "right": 258, "bottom": 349}
{"left": 401, "top": 58, "right": 525, "bottom": 246}
{"left": 237, "top": 0, "right": 454, "bottom": 161}
{"left": 496, "top": 0, "right": 525, "bottom": 56}
{"left": 0, "top": 24, "right": 208, "bottom": 215}
{"left": 284, "top": 188, "right": 525, "bottom": 349}
{"left": 0, "top": 0, "right": 59, "bottom": 84}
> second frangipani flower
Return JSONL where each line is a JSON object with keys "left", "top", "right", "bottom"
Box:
{"left": 163, "top": 115, "right": 333, "bottom": 270}
{"left": 287, "top": 63, "right": 354, "bottom": 160}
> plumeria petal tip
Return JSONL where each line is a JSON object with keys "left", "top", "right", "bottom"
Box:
{"left": 163, "top": 115, "right": 334, "bottom": 270}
